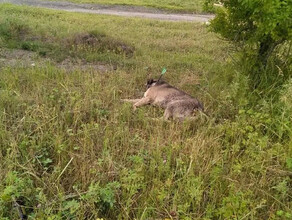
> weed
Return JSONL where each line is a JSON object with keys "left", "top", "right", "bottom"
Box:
{"left": 65, "top": 31, "right": 134, "bottom": 57}
{"left": 0, "top": 4, "right": 291, "bottom": 219}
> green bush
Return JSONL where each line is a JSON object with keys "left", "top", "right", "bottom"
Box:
{"left": 210, "top": 0, "right": 292, "bottom": 91}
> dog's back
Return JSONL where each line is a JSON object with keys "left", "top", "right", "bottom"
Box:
{"left": 145, "top": 80, "right": 203, "bottom": 108}
{"left": 145, "top": 80, "right": 203, "bottom": 119}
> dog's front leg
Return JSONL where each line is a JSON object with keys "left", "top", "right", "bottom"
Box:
{"left": 133, "top": 97, "right": 151, "bottom": 111}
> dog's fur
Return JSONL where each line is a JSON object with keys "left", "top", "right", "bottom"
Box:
{"left": 123, "top": 79, "right": 204, "bottom": 120}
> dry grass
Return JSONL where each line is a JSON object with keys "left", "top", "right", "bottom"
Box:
{"left": 0, "top": 3, "right": 291, "bottom": 219}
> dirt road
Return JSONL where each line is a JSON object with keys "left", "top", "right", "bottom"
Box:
{"left": 0, "top": 0, "right": 214, "bottom": 22}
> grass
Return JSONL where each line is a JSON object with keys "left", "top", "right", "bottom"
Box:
{"left": 0, "top": 3, "right": 291, "bottom": 220}
{"left": 48, "top": 0, "right": 206, "bottom": 13}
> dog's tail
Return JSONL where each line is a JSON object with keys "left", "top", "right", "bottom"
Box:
{"left": 198, "top": 101, "right": 204, "bottom": 112}
{"left": 194, "top": 100, "right": 209, "bottom": 117}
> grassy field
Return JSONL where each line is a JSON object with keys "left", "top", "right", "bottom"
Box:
{"left": 0, "top": 3, "right": 291, "bottom": 220}
{"left": 49, "top": 0, "right": 206, "bottom": 13}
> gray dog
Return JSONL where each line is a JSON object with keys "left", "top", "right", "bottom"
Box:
{"left": 123, "top": 79, "right": 204, "bottom": 120}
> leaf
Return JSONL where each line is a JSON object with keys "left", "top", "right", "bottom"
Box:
{"left": 286, "top": 158, "right": 292, "bottom": 170}
{"left": 63, "top": 199, "right": 80, "bottom": 214}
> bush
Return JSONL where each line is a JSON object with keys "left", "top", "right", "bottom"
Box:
{"left": 210, "top": 0, "right": 292, "bottom": 91}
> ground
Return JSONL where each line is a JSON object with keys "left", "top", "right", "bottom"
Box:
{"left": 0, "top": 2, "right": 291, "bottom": 220}
{"left": 49, "top": 0, "right": 206, "bottom": 12}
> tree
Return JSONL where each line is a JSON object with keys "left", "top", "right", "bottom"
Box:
{"left": 210, "top": 0, "right": 292, "bottom": 90}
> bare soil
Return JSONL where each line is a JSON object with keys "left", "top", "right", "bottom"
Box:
{"left": 0, "top": 48, "right": 41, "bottom": 68}
{"left": 0, "top": 48, "right": 113, "bottom": 72}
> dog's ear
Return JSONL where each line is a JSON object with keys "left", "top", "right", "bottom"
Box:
{"left": 147, "top": 79, "right": 153, "bottom": 84}
{"left": 146, "top": 79, "right": 156, "bottom": 89}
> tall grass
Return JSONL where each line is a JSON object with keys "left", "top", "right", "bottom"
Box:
{"left": 0, "top": 4, "right": 291, "bottom": 219}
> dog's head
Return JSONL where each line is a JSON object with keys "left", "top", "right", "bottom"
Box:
{"left": 146, "top": 79, "right": 157, "bottom": 89}
{"left": 146, "top": 79, "right": 166, "bottom": 89}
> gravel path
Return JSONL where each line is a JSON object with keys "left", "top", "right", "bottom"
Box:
{"left": 0, "top": 0, "right": 214, "bottom": 22}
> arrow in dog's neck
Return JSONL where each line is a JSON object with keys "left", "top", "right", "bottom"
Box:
{"left": 157, "top": 68, "right": 167, "bottom": 83}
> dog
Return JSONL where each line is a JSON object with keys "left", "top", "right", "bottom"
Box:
{"left": 123, "top": 79, "right": 204, "bottom": 120}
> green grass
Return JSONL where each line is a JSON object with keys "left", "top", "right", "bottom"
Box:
{"left": 0, "top": 3, "right": 291, "bottom": 220}
{"left": 48, "top": 0, "right": 206, "bottom": 13}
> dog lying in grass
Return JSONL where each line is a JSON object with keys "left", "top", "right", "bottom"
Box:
{"left": 123, "top": 79, "right": 204, "bottom": 120}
